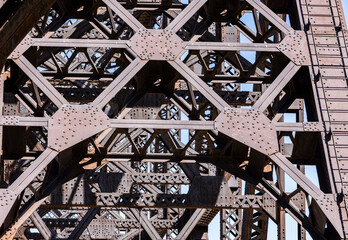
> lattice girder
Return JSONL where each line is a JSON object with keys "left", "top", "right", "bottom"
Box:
{"left": 0, "top": 0, "right": 347, "bottom": 239}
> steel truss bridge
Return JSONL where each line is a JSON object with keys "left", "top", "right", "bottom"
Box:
{"left": 0, "top": 0, "right": 347, "bottom": 239}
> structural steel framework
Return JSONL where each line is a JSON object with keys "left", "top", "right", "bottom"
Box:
{"left": 0, "top": 0, "right": 347, "bottom": 239}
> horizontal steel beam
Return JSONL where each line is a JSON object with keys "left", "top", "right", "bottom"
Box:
{"left": 0, "top": 116, "right": 49, "bottom": 127}
{"left": 274, "top": 122, "right": 325, "bottom": 132}
{"left": 32, "top": 38, "right": 280, "bottom": 53}
{"left": 45, "top": 193, "right": 265, "bottom": 209}
{"left": 109, "top": 119, "right": 214, "bottom": 130}
{"left": 32, "top": 39, "right": 129, "bottom": 49}
{"left": 0, "top": 116, "right": 324, "bottom": 132}
{"left": 186, "top": 42, "right": 280, "bottom": 52}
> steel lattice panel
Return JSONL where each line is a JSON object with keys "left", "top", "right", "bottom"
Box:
{"left": 0, "top": 0, "right": 347, "bottom": 239}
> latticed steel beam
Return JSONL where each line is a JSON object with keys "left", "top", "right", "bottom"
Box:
{"left": 0, "top": 0, "right": 347, "bottom": 239}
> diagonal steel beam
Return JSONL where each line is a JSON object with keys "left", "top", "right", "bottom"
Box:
{"left": 0, "top": 0, "right": 7, "bottom": 9}
{"left": 0, "top": 0, "right": 56, "bottom": 67}
{"left": 118, "top": 229, "right": 139, "bottom": 240}
{"left": 213, "top": 161, "right": 326, "bottom": 240}
{"left": 245, "top": 0, "right": 293, "bottom": 34}
{"left": 253, "top": 61, "right": 300, "bottom": 112}
{"left": 92, "top": 58, "right": 147, "bottom": 108}
{"left": 9, "top": 148, "right": 59, "bottom": 195}
{"left": 175, "top": 209, "right": 207, "bottom": 239}
{"left": 169, "top": 59, "right": 229, "bottom": 112}
{"left": 269, "top": 152, "right": 343, "bottom": 236}
{"left": 14, "top": 56, "right": 69, "bottom": 108}
{"left": 68, "top": 208, "right": 100, "bottom": 239}
{"left": 0, "top": 197, "right": 47, "bottom": 240}
{"left": 269, "top": 152, "right": 321, "bottom": 199}
{"left": 130, "top": 208, "right": 162, "bottom": 240}
{"left": 102, "top": 0, "right": 144, "bottom": 31}
{"left": 166, "top": 0, "right": 208, "bottom": 33}
{"left": 30, "top": 212, "right": 52, "bottom": 240}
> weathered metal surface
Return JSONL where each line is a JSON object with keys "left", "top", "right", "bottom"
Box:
{"left": 0, "top": 0, "right": 347, "bottom": 239}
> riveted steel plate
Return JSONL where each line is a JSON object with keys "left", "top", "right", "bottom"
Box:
{"left": 308, "top": 6, "right": 332, "bottom": 15}
{"left": 333, "top": 134, "right": 348, "bottom": 145}
{"left": 329, "top": 112, "right": 348, "bottom": 122}
{"left": 316, "top": 47, "right": 341, "bottom": 56}
{"left": 215, "top": 108, "right": 279, "bottom": 155}
{"left": 0, "top": 189, "right": 17, "bottom": 208}
{"left": 128, "top": 29, "right": 185, "bottom": 60}
{"left": 2, "top": 0, "right": 348, "bottom": 238}
{"left": 48, "top": 105, "right": 109, "bottom": 151}
{"left": 303, "top": 122, "right": 325, "bottom": 131}
{"left": 318, "top": 57, "right": 344, "bottom": 66}
{"left": 0, "top": 189, "right": 17, "bottom": 224}
{"left": 327, "top": 101, "right": 348, "bottom": 111}
{"left": 309, "top": 16, "right": 334, "bottom": 26}
{"left": 306, "top": 0, "right": 330, "bottom": 5}
{"left": 314, "top": 36, "right": 338, "bottom": 46}
{"left": 87, "top": 220, "right": 118, "bottom": 239}
{"left": 312, "top": 26, "right": 336, "bottom": 35}
{"left": 314, "top": 194, "right": 343, "bottom": 233}
{"left": 9, "top": 36, "right": 33, "bottom": 59}
{"left": 278, "top": 31, "right": 310, "bottom": 66}
{"left": 320, "top": 78, "right": 347, "bottom": 88}
{"left": 332, "top": 124, "right": 348, "bottom": 132}
{"left": 321, "top": 68, "right": 345, "bottom": 77}
{"left": 323, "top": 89, "right": 348, "bottom": 100}
{"left": 1, "top": 116, "right": 19, "bottom": 126}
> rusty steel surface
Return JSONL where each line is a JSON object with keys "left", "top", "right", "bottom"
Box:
{"left": 0, "top": 0, "right": 347, "bottom": 239}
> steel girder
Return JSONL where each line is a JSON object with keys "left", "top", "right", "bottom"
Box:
{"left": 0, "top": 0, "right": 347, "bottom": 239}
